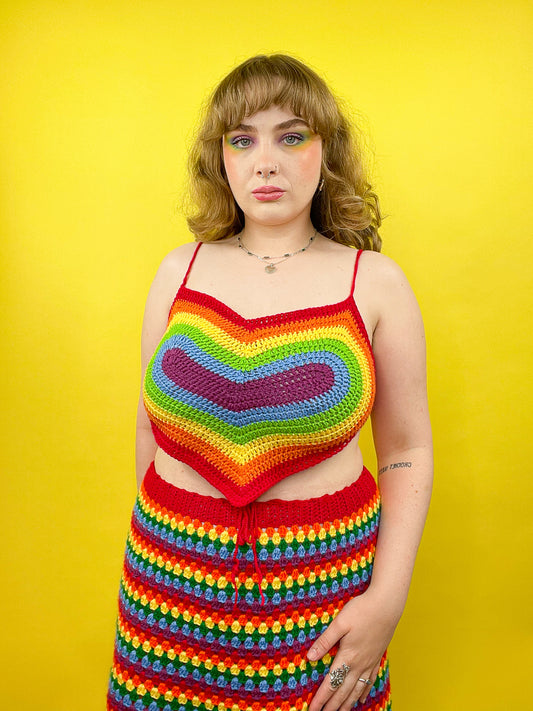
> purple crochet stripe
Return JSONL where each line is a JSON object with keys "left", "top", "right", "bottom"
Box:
{"left": 162, "top": 350, "right": 335, "bottom": 409}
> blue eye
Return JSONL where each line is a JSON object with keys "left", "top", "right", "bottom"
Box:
{"left": 282, "top": 133, "right": 305, "bottom": 146}
{"left": 231, "top": 136, "right": 253, "bottom": 149}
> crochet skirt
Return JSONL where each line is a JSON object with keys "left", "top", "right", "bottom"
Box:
{"left": 107, "top": 463, "right": 391, "bottom": 711}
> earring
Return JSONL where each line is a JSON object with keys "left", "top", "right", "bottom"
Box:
{"left": 318, "top": 178, "right": 324, "bottom": 193}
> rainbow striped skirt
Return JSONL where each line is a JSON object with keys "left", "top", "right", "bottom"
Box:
{"left": 107, "top": 463, "right": 391, "bottom": 710}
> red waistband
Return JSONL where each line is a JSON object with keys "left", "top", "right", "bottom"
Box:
{"left": 142, "top": 462, "right": 377, "bottom": 525}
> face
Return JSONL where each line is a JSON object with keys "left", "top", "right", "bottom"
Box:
{"left": 222, "top": 105, "right": 322, "bottom": 229}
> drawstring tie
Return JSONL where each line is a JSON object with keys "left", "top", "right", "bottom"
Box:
{"left": 231, "top": 502, "right": 266, "bottom": 607}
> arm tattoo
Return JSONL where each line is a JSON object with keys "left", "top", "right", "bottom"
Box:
{"left": 378, "top": 461, "right": 412, "bottom": 475}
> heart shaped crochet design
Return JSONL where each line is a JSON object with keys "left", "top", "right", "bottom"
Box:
{"left": 143, "top": 287, "right": 375, "bottom": 505}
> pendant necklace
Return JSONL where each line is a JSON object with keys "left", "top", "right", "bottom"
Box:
{"left": 237, "top": 230, "right": 316, "bottom": 274}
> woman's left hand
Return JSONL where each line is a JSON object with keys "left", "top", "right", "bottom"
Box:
{"left": 306, "top": 587, "right": 399, "bottom": 710}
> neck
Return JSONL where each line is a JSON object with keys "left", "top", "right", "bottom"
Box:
{"left": 239, "top": 218, "right": 316, "bottom": 255}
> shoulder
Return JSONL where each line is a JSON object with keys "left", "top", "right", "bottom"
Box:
{"left": 152, "top": 241, "right": 198, "bottom": 292}
{"left": 358, "top": 250, "right": 417, "bottom": 303}
{"left": 358, "top": 249, "right": 407, "bottom": 281}
{"left": 154, "top": 241, "right": 199, "bottom": 283}
{"left": 144, "top": 241, "right": 199, "bottom": 319}
{"left": 354, "top": 250, "right": 423, "bottom": 339}
{"left": 140, "top": 241, "right": 199, "bottom": 362}
{"left": 317, "top": 239, "right": 404, "bottom": 283}
{"left": 155, "top": 238, "right": 234, "bottom": 279}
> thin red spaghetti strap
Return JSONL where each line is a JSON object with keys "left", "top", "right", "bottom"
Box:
{"left": 182, "top": 242, "right": 202, "bottom": 287}
{"left": 350, "top": 249, "right": 364, "bottom": 296}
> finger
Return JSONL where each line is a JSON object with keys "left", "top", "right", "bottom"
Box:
{"left": 339, "top": 673, "right": 373, "bottom": 711}
{"left": 340, "top": 686, "right": 364, "bottom": 711}
{"left": 307, "top": 668, "right": 337, "bottom": 711}
{"left": 359, "top": 662, "right": 380, "bottom": 704}
{"left": 307, "top": 658, "right": 351, "bottom": 711}
{"left": 307, "top": 616, "right": 345, "bottom": 661}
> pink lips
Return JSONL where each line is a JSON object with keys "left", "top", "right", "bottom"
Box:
{"left": 252, "top": 185, "right": 285, "bottom": 201}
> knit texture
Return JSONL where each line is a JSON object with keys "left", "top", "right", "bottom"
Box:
{"left": 107, "top": 464, "right": 392, "bottom": 711}
{"left": 143, "top": 256, "right": 375, "bottom": 506}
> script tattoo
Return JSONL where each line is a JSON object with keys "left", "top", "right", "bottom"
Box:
{"left": 378, "top": 461, "right": 412, "bottom": 475}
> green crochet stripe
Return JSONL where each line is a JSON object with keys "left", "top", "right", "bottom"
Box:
{"left": 163, "top": 320, "right": 361, "bottom": 369}
{"left": 133, "top": 499, "right": 379, "bottom": 555}
{"left": 109, "top": 653, "right": 388, "bottom": 706}
{"left": 114, "top": 613, "right": 331, "bottom": 685}
{"left": 108, "top": 654, "right": 331, "bottom": 705}
{"left": 120, "top": 573, "right": 372, "bottom": 652}
{"left": 124, "top": 544, "right": 372, "bottom": 611}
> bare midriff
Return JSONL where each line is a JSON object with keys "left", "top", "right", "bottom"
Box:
{"left": 153, "top": 435, "right": 366, "bottom": 502}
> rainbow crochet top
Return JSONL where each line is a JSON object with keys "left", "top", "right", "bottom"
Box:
{"left": 143, "top": 244, "right": 375, "bottom": 506}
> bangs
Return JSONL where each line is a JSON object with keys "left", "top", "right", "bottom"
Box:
{"left": 205, "top": 55, "right": 341, "bottom": 140}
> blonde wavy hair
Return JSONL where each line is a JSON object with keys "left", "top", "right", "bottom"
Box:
{"left": 186, "top": 54, "right": 382, "bottom": 251}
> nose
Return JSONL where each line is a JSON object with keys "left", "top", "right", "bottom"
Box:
{"left": 255, "top": 142, "right": 279, "bottom": 180}
{"left": 256, "top": 163, "right": 279, "bottom": 180}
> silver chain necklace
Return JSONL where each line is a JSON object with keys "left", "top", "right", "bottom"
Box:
{"left": 237, "top": 230, "right": 316, "bottom": 274}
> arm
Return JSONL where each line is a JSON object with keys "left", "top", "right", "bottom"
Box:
{"left": 367, "top": 254, "right": 433, "bottom": 623}
{"left": 135, "top": 243, "right": 197, "bottom": 489}
{"left": 308, "top": 254, "right": 433, "bottom": 711}
{"left": 135, "top": 397, "right": 158, "bottom": 489}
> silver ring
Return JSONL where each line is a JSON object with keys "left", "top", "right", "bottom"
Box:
{"left": 358, "top": 677, "right": 373, "bottom": 686}
{"left": 329, "top": 662, "right": 351, "bottom": 689}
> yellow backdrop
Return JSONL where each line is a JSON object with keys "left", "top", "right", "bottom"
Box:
{"left": 2, "top": 1, "right": 532, "bottom": 709}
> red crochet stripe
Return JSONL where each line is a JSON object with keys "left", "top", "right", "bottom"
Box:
{"left": 142, "top": 461, "right": 378, "bottom": 524}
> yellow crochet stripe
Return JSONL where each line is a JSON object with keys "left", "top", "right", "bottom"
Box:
{"left": 116, "top": 615, "right": 334, "bottom": 676}
{"left": 125, "top": 531, "right": 375, "bottom": 597}
{"left": 168, "top": 311, "right": 369, "bottom": 357}
{"left": 136, "top": 485, "right": 381, "bottom": 534}
{"left": 136, "top": 485, "right": 381, "bottom": 533}
{"left": 110, "top": 655, "right": 332, "bottom": 707}
{"left": 110, "top": 658, "right": 389, "bottom": 708}
{"left": 118, "top": 581, "right": 347, "bottom": 640}
{"left": 142, "top": 396, "right": 372, "bottom": 474}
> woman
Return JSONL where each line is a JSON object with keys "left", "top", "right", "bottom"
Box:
{"left": 107, "top": 54, "right": 432, "bottom": 711}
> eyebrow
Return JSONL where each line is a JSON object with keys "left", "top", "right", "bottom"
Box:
{"left": 231, "top": 118, "right": 310, "bottom": 132}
